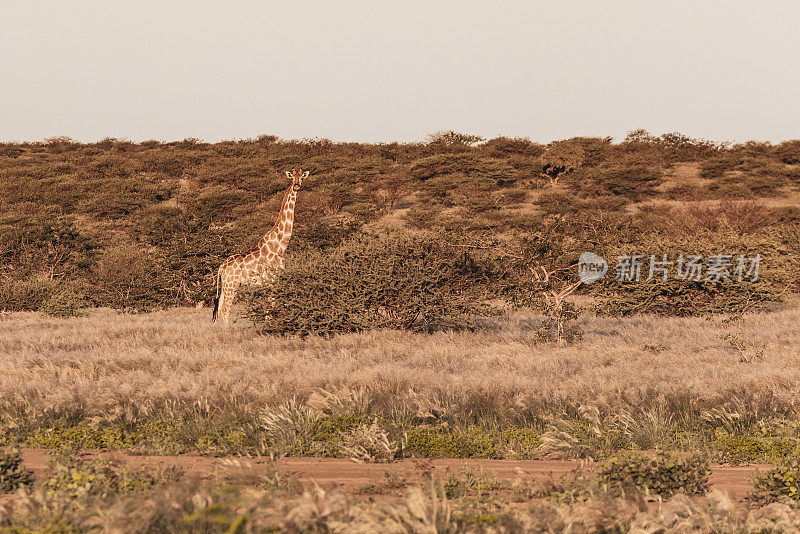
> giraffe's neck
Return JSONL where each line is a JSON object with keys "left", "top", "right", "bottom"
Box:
{"left": 257, "top": 184, "right": 297, "bottom": 257}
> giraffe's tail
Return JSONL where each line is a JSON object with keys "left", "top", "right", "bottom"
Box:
{"left": 212, "top": 268, "right": 221, "bottom": 323}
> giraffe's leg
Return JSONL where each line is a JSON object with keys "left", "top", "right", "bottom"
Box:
{"left": 212, "top": 268, "right": 222, "bottom": 322}
{"left": 219, "top": 283, "right": 239, "bottom": 324}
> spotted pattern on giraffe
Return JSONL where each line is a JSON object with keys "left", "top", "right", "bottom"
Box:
{"left": 212, "top": 169, "right": 308, "bottom": 323}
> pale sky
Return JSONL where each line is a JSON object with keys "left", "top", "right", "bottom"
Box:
{"left": 2, "top": 1, "right": 799, "bottom": 144}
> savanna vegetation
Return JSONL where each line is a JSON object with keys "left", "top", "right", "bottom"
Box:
{"left": 3, "top": 306, "right": 800, "bottom": 531}
{"left": 3, "top": 131, "right": 800, "bottom": 531}
{"left": 1, "top": 131, "right": 799, "bottom": 325}
{"left": 6, "top": 447, "right": 800, "bottom": 533}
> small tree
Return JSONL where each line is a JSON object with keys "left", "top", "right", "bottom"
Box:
{"left": 540, "top": 141, "right": 585, "bottom": 185}
{"left": 623, "top": 128, "right": 657, "bottom": 144}
{"left": 426, "top": 131, "right": 484, "bottom": 148}
{"left": 530, "top": 265, "right": 582, "bottom": 345}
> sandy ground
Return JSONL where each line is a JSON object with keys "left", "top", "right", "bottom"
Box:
{"left": 11, "top": 449, "right": 769, "bottom": 502}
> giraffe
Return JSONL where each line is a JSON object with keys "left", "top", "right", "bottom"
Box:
{"left": 212, "top": 169, "right": 308, "bottom": 323}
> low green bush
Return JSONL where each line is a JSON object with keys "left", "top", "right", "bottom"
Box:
{"left": 0, "top": 217, "right": 95, "bottom": 280}
{"left": 292, "top": 221, "right": 361, "bottom": 250}
{"left": 715, "top": 432, "right": 799, "bottom": 464}
{"left": 481, "top": 136, "right": 544, "bottom": 158}
{"left": 25, "top": 418, "right": 261, "bottom": 456}
{"left": 41, "top": 283, "right": 89, "bottom": 317}
{"left": 748, "top": 461, "right": 800, "bottom": 506}
{"left": 45, "top": 452, "right": 173, "bottom": 499}
{"left": 404, "top": 427, "right": 541, "bottom": 459}
{"left": 599, "top": 453, "right": 710, "bottom": 498}
{"left": 776, "top": 140, "right": 800, "bottom": 165}
{"left": 189, "top": 185, "right": 257, "bottom": 222}
{"left": 0, "top": 448, "right": 34, "bottom": 493}
{"left": 405, "top": 427, "right": 499, "bottom": 458}
{"left": 444, "top": 467, "right": 502, "bottom": 498}
{"left": 77, "top": 176, "right": 176, "bottom": 218}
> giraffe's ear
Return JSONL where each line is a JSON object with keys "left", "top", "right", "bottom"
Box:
{"left": 285, "top": 171, "right": 292, "bottom": 179}
{"left": 302, "top": 171, "right": 310, "bottom": 178}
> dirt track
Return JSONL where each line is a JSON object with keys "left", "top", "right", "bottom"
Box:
{"left": 15, "top": 449, "right": 770, "bottom": 501}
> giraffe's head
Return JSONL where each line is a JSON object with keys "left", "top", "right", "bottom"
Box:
{"left": 285, "top": 169, "right": 309, "bottom": 190}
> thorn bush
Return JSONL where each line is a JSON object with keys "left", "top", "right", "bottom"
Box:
{"left": 246, "top": 232, "right": 502, "bottom": 336}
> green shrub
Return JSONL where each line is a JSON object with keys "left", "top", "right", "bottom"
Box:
{"left": 140, "top": 152, "right": 185, "bottom": 177}
{"left": 45, "top": 453, "right": 170, "bottom": 499}
{"left": 568, "top": 137, "right": 613, "bottom": 166}
{"left": 715, "top": 432, "right": 799, "bottom": 464}
{"left": 535, "top": 191, "right": 581, "bottom": 215}
{"left": 444, "top": 467, "right": 501, "bottom": 498}
{"left": 135, "top": 205, "right": 185, "bottom": 245}
{"left": 246, "top": 232, "right": 500, "bottom": 336}
{"left": 405, "top": 427, "right": 499, "bottom": 458}
{"left": 707, "top": 171, "right": 788, "bottom": 199}
{"left": 41, "top": 283, "right": 89, "bottom": 317}
{"left": 638, "top": 201, "right": 778, "bottom": 237}
{"left": 427, "top": 130, "right": 484, "bottom": 148}
{"left": 77, "top": 176, "right": 176, "bottom": 218}
{"left": 599, "top": 453, "right": 710, "bottom": 498}
{"left": 403, "top": 427, "right": 541, "bottom": 459}
{"left": 153, "top": 218, "right": 247, "bottom": 306}
{"left": 0, "top": 448, "right": 34, "bottom": 493}
{"left": 0, "top": 277, "right": 55, "bottom": 311}
{"left": 292, "top": 221, "right": 361, "bottom": 250}
{"left": 709, "top": 182, "right": 755, "bottom": 199}
{"left": 622, "top": 130, "right": 722, "bottom": 161}
{"left": 748, "top": 461, "right": 800, "bottom": 506}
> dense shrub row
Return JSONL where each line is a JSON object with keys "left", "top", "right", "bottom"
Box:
{"left": 1, "top": 132, "right": 798, "bottom": 322}
{"left": 246, "top": 232, "right": 503, "bottom": 336}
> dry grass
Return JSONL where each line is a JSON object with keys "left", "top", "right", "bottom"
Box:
{"left": 4, "top": 463, "right": 800, "bottom": 532}
{"left": 2, "top": 304, "right": 800, "bottom": 528}
{"left": 1, "top": 303, "right": 799, "bottom": 427}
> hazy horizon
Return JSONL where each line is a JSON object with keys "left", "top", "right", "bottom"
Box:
{"left": 2, "top": 1, "right": 799, "bottom": 145}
